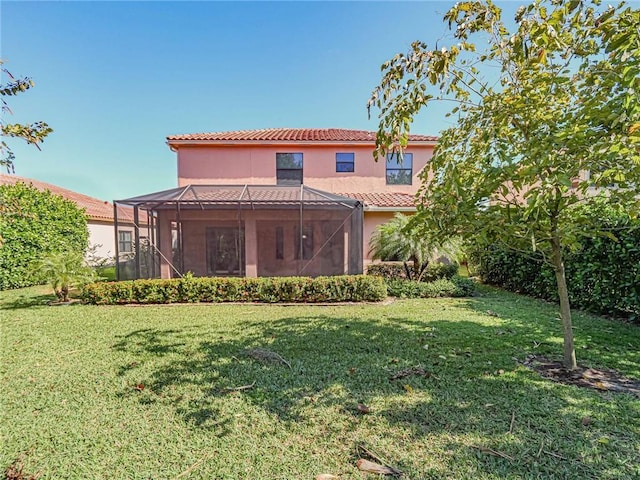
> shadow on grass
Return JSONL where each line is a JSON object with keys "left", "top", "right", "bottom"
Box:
{"left": 111, "top": 307, "right": 639, "bottom": 478}
{"left": 0, "top": 293, "right": 55, "bottom": 310}
{"left": 457, "top": 288, "right": 640, "bottom": 376}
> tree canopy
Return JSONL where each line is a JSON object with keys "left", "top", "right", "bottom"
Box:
{"left": 369, "top": 0, "right": 640, "bottom": 369}
{"left": 1, "top": 61, "right": 52, "bottom": 172}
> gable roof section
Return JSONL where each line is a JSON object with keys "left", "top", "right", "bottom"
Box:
{"left": 167, "top": 128, "right": 438, "bottom": 145}
{"left": 0, "top": 173, "right": 134, "bottom": 223}
{"left": 339, "top": 192, "right": 416, "bottom": 210}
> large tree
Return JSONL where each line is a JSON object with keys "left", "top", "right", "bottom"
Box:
{"left": 369, "top": 0, "right": 640, "bottom": 369}
{"left": 1, "top": 61, "right": 52, "bottom": 172}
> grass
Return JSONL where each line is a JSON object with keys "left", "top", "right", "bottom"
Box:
{"left": 1, "top": 285, "right": 639, "bottom": 479}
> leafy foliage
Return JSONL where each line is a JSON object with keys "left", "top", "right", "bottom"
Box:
{"left": 369, "top": 0, "right": 640, "bottom": 368}
{"left": 81, "top": 275, "right": 388, "bottom": 305}
{"left": 367, "top": 261, "right": 459, "bottom": 282}
{"left": 0, "top": 182, "right": 89, "bottom": 290}
{"left": 386, "top": 276, "right": 476, "bottom": 298}
{"left": 32, "top": 251, "right": 96, "bottom": 302}
{"left": 0, "top": 61, "right": 53, "bottom": 172}
{"left": 469, "top": 201, "right": 640, "bottom": 320}
{"left": 368, "top": 213, "right": 458, "bottom": 280}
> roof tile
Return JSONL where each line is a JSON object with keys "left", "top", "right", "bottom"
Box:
{"left": 0, "top": 174, "right": 132, "bottom": 222}
{"left": 167, "top": 128, "right": 437, "bottom": 143}
{"left": 339, "top": 192, "right": 417, "bottom": 208}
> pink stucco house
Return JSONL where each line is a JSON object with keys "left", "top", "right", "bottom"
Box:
{"left": 115, "top": 128, "right": 436, "bottom": 279}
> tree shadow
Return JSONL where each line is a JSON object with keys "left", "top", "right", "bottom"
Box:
{"left": 456, "top": 287, "right": 640, "bottom": 374}
{"left": 110, "top": 309, "right": 639, "bottom": 477}
{"left": 0, "top": 293, "right": 55, "bottom": 310}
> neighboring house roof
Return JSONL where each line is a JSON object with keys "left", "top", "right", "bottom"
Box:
{"left": 340, "top": 192, "right": 417, "bottom": 210}
{"left": 0, "top": 173, "right": 138, "bottom": 223}
{"left": 167, "top": 128, "right": 438, "bottom": 144}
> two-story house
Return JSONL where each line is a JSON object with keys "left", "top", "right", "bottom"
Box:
{"left": 115, "top": 128, "right": 436, "bottom": 279}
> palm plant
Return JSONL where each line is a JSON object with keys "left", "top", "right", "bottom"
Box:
{"left": 33, "top": 251, "right": 95, "bottom": 302}
{"left": 369, "top": 213, "right": 457, "bottom": 281}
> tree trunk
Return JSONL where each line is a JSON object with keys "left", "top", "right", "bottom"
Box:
{"left": 416, "top": 262, "right": 429, "bottom": 282}
{"left": 61, "top": 285, "right": 70, "bottom": 303}
{"left": 550, "top": 236, "right": 577, "bottom": 370}
{"left": 403, "top": 261, "right": 413, "bottom": 281}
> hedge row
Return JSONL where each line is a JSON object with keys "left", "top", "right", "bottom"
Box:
{"left": 468, "top": 204, "right": 640, "bottom": 320}
{"left": 0, "top": 182, "right": 88, "bottom": 290}
{"left": 81, "top": 275, "right": 388, "bottom": 305}
{"left": 367, "top": 262, "right": 459, "bottom": 282}
{"left": 386, "top": 276, "right": 476, "bottom": 299}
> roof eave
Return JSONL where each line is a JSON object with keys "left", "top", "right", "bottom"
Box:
{"left": 166, "top": 139, "right": 438, "bottom": 148}
{"left": 364, "top": 206, "right": 417, "bottom": 212}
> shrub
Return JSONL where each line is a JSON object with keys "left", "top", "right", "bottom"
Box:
{"left": 386, "top": 276, "right": 476, "bottom": 298}
{"left": 0, "top": 182, "right": 88, "bottom": 290}
{"left": 367, "top": 261, "right": 459, "bottom": 282}
{"left": 31, "top": 251, "right": 96, "bottom": 302}
{"left": 81, "top": 275, "right": 388, "bottom": 305}
{"left": 450, "top": 275, "right": 476, "bottom": 296}
{"left": 468, "top": 202, "right": 640, "bottom": 319}
{"left": 95, "top": 266, "right": 116, "bottom": 281}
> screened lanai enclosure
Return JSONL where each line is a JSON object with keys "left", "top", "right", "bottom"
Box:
{"left": 114, "top": 185, "right": 363, "bottom": 280}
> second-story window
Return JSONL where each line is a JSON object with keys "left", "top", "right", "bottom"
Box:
{"left": 276, "top": 153, "right": 303, "bottom": 186}
{"left": 336, "top": 152, "right": 355, "bottom": 172}
{"left": 386, "top": 152, "right": 413, "bottom": 185}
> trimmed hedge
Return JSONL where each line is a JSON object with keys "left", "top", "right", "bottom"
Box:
{"left": 386, "top": 276, "right": 476, "bottom": 299}
{"left": 468, "top": 203, "right": 640, "bottom": 320}
{"left": 367, "top": 262, "right": 459, "bottom": 282}
{"left": 81, "top": 275, "right": 387, "bottom": 305}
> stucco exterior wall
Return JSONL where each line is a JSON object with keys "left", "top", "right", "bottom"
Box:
{"left": 88, "top": 222, "right": 116, "bottom": 260}
{"left": 177, "top": 144, "right": 433, "bottom": 195}
{"left": 88, "top": 221, "right": 136, "bottom": 265}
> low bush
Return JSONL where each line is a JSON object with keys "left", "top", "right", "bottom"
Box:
{"left": 95, "top": 266, "right": 116, "bottom": 281}
{"left": 386, "top": 276, "right": 476, "bottom": 299}
{"left": 81, "top": 274, "right": 387, "bottom": 305}
{"left": 367, "top": 262, "right": 459, "bottom": 282}
{"left": 31, "top": 250, "right": 96, "bottom": 302}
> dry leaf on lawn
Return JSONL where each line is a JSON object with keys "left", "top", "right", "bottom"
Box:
{"left": 356, "top": 458, "right": 402, "bottom": 476}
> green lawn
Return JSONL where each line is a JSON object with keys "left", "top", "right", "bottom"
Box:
{"left": 1, "top": 285, "right": 639, "bottom": 479}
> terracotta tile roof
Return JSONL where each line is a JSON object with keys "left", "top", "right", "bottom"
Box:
{"left": 339, "top": 192, "right": 417, "bottom": 209}
{"left": 0, "top": 174, "right": 137, "bottom": 223}
{"left": 167, "top": 128, "right": 438, "bottom": 143}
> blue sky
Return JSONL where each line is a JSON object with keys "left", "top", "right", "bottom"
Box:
{"left": 2, "top": 0, "right": 521, "bottom": 200}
